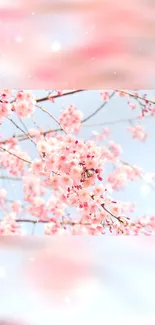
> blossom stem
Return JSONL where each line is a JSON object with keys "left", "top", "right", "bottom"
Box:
{"left": 0, "top": 146, "right": 32, "bottom": 164}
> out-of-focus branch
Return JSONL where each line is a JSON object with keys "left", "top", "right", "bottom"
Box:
{"left": 81, "top": 116, "right": 143, "bottom": 127}
{"left": 13, "top": 219, "right": 91, "bottom": 226}
{"left": 0, "top": 176, "right": 22, "bottom": 181}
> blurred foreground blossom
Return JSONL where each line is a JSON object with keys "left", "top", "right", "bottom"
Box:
{"left": 0, "top": 237, "right": 155, "bottom": 324}
{"left": 24, "top": 237, "right": 95, "bottom": 304}
{"left": 1, "top": 1, "right": 155, "bottom": 87}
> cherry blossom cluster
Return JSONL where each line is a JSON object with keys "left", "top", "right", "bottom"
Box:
{"left": 108, "top": 164, "right": 143, "bottom": 191}
{"left": 0, "top": 89, "right": 36, "bottom": 123}
{"left": 0, "top": 90, "right": 12, "bottom": 124}
{"left": 13, "top": 90, "right": 36, "bottom": 118}
{"left": 0, "top": 89, "right": 155, "bottom": 235}
{"left": 92, "top": 128, "right": 111, "bottom": 141}
{"left": 0, "top": 213, "right": 22, "bottom": 235}
{"left": 0, "top": 144, "right": 30, "bottom": 176}
{"left": 127, "top": 125, "right": 148, "bottom": 141}
{"left": 59, "top": 105, "right": 83, "bottom": 133}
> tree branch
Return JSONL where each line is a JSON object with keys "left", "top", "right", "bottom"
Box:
{"left": 116, "top": 90, "right": 155, "bottom": 105}
{"left": 7, "top": 117, "right": 36, "bottom": 146}
{"left": 36, "top": 89, "right": 85, "bottom": 103}
{"left": 37, "top": 104, "right": 67, "bottom": 135}
{"left": 0, "top": 176, "right": 22, "bottom": 181}
{"left": 13, "top": 219, "right": 92, "bottom": 226}
{"left": 82, "top": 91, "right": 115, "bottom": 123}
{"left": 0, "top": 146, "right": 32, "bottom": 164}
{"left": 5, "top": 91, "right": 116, "bottom": 143}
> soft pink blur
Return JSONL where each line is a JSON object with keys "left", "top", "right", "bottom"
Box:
{"left": 0, "top": 237, "right": 155, "bottom": 323}
{"left": 0, "top": 320, "right": 26, "bottom": 325}
{"left": 1, "top": 1, "right": 155, "bottom": 87}
{"left": 24, "top": 237, "right": 94, "bottom": 303}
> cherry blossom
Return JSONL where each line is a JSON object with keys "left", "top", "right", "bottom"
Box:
{"left": 0, "top": 89, "right": 155, "bottom": 235}
{"left": 0, "top": 101, "right": 12, "bottom": 123}
{"left": 101, "top": 91, "right": 109, "bottom": 101}
{"left": 127, "top": 125, "right": 148, "bottom": 141}
{"left": 59, "top": 105, "right": 83, "bottom": 133}
{"left": 14, "top": 90, "right": 36, "bottom": 118}
{"left": 0, "top": 213, "right": 22, "bottom": 236}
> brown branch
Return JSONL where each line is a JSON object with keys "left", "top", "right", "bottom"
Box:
{"left": 6, "top": 89, "right": 154, "bottom": 144}
{"left": 116, "top": 90, "right": 155, "bottom": 105}
{"left": 101, "top": 203, "right": 119, "bottom": 221}
{"left": 14, "top": 219, "right": 92, "bottom": 226}
{"left": 90, "top": 194, "right": 126, "bottom": 225}
{"left": 36, "top": 89, "right": 85, "bottom": 103}
{"left": 12, "top": 207, "right": 129, "bottom": 228}
{"left": 9, "top": 91, "right": 116, "bottom": 143}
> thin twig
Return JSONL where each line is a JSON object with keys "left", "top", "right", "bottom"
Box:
{"left": 121, "top": 160, "right": 155, "bottom": 191}
{"left": 116, "top": 90, "right": 155, "bottom": 105}
{"left": 13, "top": 113, "right": 153, "bottom": 143}
{"left": 18, "top": 117, "right": 29, "bottom": 133}
{"left": 0, "top": 176, "right": 21, "bottom": 181}
{"left": 0, "top": 146, "right": 32, "bottom": 164}
{"left": 7, "top": 117, "right": 36, "bottom": 146}
{"left": 101, "top": 204, "right": 119, "bottom": 221}
{"left": 90, "top": 194, "right": 125, "bottom": 225}
{"left": 13, "top": 219, "right": 92, "bottom": 226}
{"left": 37, "top": 104, "right": 67, "bottom": 135}
{"left": 81, "top": 116, "right": 143, "bottom": 127}
{"left": 31, "top": 221, "right": 38, "bottom": 235}
{"left": 9, "top": 91, "right": 116, "bottom": 143}
{"left": 82, "top": 91, "right": 116, "bottom": 123}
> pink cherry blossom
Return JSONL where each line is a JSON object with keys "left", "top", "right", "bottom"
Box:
{"left": 101, "top": 91, "right": 110, "bottom": 101}
{"left": 0, "top": 101, "right": 12, "bottom": 123}
{"left": 11, "top": 201, "right": 22, "bottom": 214}
{"left": 0, "top": 89, "right": 155, "bottom": 236}
{"left": 0, "top": 213, "right": 22, "bottom": 235}
{"left": 14, "top": 91, "right": 36, "bottom": 118}
{"left": 127, "top": 125, "right": 148, "bottom": 141}
{"left": 59, "top": 105, "right": 83, "bottom": 133}
{"left": 128, "top": 101, "right": 137, "bottom": 110}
